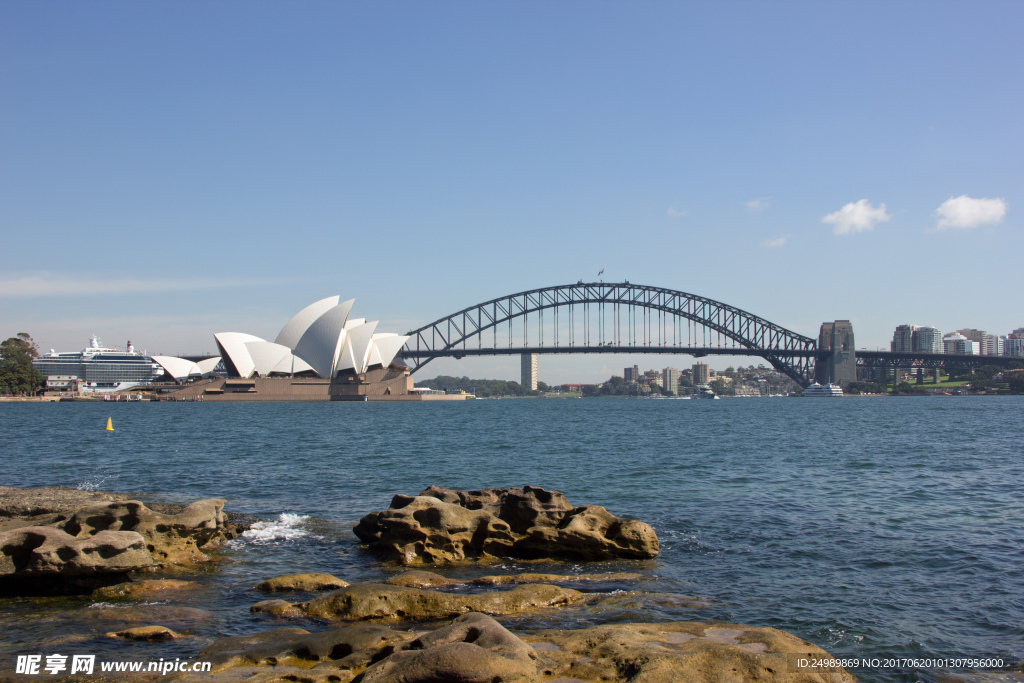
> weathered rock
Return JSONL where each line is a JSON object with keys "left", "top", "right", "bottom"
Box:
{"left": 361, "top": 613, "right": 539, "bottom": 683}
{"left": 58, "top": 498, "right": 230, "bottom": 565}
{"left": 470, "top": 571, "right": 644, "bottom": 586}
{"left": 199, "top": 624, "right": 409, "bottom": 673}
{"left": 94, "top": 578, "right": 196, "bottom": 598}
{"left": 0, "top": 485, "right": 129, "bottom": 522}
{"left": 354, "top": 494, "right": 517, "bottom": 564}
{"left": 106, "top": 625, "right": 182, "bottom": 641}
{"left": 517, "top": 505, "right": 660, "bottom": 560}
{"left": 300, "top": 583, "right": 582, "bottom": 621}
{"left": 385, "top": 570, "right": 458, "bottom": 588}
{"left": 251, "top": 599, "right": 306, "bottom": 618}
{"left": 256, "top": 572, "right": 348, "bottom": 592}
{"left": 420, "top": 485, "right": 572, "bottom": 533}
{"left": 0, "top": 526, "right": 153, "bottom": 584}
{"left": 83, "top": 604, "right": 213, "bottom": 625}
{"left": 525, "top": 621, "right": 856, "bottom": 683}
{"left": 354, "top": 486, "right": 658, "bottom": 564}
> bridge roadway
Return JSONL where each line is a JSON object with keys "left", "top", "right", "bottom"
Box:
{"left": 400, "top": 346, "right": 817, "bottom": 359}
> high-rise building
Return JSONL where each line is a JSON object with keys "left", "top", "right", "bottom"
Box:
{"left": 983, "top": 333, "right": 1003, "bottom": 356}
{"left": 624, "top": 365, "right": 640, "bottom": 383}
{"left": 663, "top": 367, "right": 679, "bottom": 395}
{"left": 891, "top": 325, "right": 918, "bottom": 352}
{"left": 944, "top": 333, "right": 980, "bottom": 355}
{"left": 692, "top": 362, "right": 710, "bottom": 385}
{"left": 914, "top": 326, "right": 943, "bottom": 353}
{"left": 521, "top": 353, "right": 537, "bottom": 391}
{"left": 1006, "top": 335, "right": 1024, "bottom": 358}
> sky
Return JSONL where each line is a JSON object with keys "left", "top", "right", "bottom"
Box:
{"left": 2, "top": 1, "right": 1021, "bottom": 384}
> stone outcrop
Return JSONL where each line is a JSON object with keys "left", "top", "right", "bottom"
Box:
{"left": 354, "top": 486, "right": 659, "bottom": 564}
{"left": 199, "top": 624, "right": 410, "bottom": 673}
{"left": 525, "top": 621, "right": 857, "bottom": 683}
{"left": 295, "top": 583, "right": 582, "bottom": 621}
{"left": 256, "top": 572, "right": 349, "bottom": 592}
{"left": 0, "top": 526, "right": 154, "bottom": 594}
{"left": 179, "top": 615, "right": 856, "bottom": 683}
{"left": 58, "top": 498, "right": 232, "bottom": 565}
{"left": 360, "top": 613, "right": 539, "bottom": 683}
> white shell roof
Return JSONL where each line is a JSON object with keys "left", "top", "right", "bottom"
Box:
{"left": 275, "top": 295, "right": 341, "bottom": 350}
{"left": 336, "top": 321, "right": 378, "bottom": 375}
{"left": 245, "top": 341, "right": 293, "bottom": 377}
{"left": 214, "top": 332, "right": 265, "bottom": 379}
{"left": 367, "top": 333, "right": 410, "bottom": 370}
{"left": 195, "top": 357, "right": 221, "bottom": 377}
{"left": 271, "top": 353, "right": 313, "bottom": 374}
{"left": 293, "top": 300, "right": 355, "bottom": 379}
{"left": 152, "top": 356, "right": 200, "bottom": 380}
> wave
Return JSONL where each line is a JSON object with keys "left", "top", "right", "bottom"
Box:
{"left": 240, "top": 513, "right": 313, "bottom": 543}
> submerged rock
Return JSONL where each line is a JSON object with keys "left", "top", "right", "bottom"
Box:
{"left": 299, "top": 582, "right": 582, "bottom": 621}
{"left": 93, "top": 578, "right": 196, "bottom": 599}
{"left": 256, "top": 572, "right": 349, "bottom": 592}
{"left": 385, "top": 569, "right": 459, "bottom": 588}
{"left": 106, "top": 625, "right": 182, "bottom": 641}
{"left": 354, "top": 485, "right": 659, "bottom": 564}
{"left": 360, "top": 613, "right": 538, "bottom": 683}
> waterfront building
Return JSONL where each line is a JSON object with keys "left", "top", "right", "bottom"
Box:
{"left": 891, "top": 324, "right": 918, "bottom": 353}
{"left": 914, "top": 326, "right": 943, "bottom": 354}
{"left": 624, "top": 365, "right": 639, "bottom": 383}
{"left": 692, "top": 362, "right": 710, "bottom": 385}
{"left": 983, "top": 333, "right": 1003, "bottom": 356}
{"left": 663, "top": 367, "right": 679, "bottom": 395}
{"left": 1006, "top": 335, "right": 1024, "bottom": 358}
{"left": 943, "top": 333, "right": 980, "bottom": 355}
{"left": 521, "top": 353, "right": 538, "bottom": 391}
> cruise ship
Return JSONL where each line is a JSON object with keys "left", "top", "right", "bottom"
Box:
{"left": 33, "top": 336, "right": 166, "bottom": 392}
{"left": 802, "top": 382, "right": 844, "bottom": 397}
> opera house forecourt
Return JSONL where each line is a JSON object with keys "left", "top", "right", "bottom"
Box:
{"left": 158, "top": 296, "right": 464, "bottom": 401}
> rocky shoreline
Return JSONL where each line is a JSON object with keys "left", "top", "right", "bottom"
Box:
{"left": 1, "top": 485, "right": 856, "bottom": 682}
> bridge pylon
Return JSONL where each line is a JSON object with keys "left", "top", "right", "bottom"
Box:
{"left": 815, "top": 321, "right": 856, "bottom": 387}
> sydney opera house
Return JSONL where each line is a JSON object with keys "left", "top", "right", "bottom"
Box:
{"left": 158, "top": 296, "right": 455, "bottom": 401}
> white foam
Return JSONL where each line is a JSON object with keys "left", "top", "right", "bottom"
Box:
{"left": 241, "top": 513, "right": 311, "bottom": 543}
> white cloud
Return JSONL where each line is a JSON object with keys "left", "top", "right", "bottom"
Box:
{"left": 761, "top": 235, "right": 790, "bottom": 248}
{"left": 0, "top": 273, "right": 269, "bottom": 298}
{"left": 821, "top": 199, "right": 891, "bottom": 236}
{"left": 746, "top": 197, "right": 774, "bottom": 211}
{"left": 667, "top": 207, "right": 687, "bottom": 218}
{"left": 933, "top": 195, "right": 1006, "bottom": 230}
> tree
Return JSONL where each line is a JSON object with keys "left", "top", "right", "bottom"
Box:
{"left": 1009, "top": 374, "right": 1024, "bottom": 394}
{"left": 0, "top": 333, "right": 45, "bottom": 395}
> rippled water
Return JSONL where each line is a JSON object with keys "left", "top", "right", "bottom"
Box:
{"left": 1, "top": 397, "right": 1022, "bottom": 682}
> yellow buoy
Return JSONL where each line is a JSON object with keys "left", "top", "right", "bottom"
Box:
{"left": 105, "top": 417, "right": 114, "bottom": 431}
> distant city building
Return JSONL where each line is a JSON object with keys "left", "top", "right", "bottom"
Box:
{"left": 521, "top": 353, "right": 538, "bottom": 391}
{"left": 891, "top": 324, "right": 918, "bottom": 353}
{"left": 982, "top": 333, "right": 1003, "bottom": 356}
{"left": 943, "top": 333, "right": 980, "bottom": 355}
{"left": 1014, "top": 328, "right": 1024, "bottom": 336}
{"left": 663, "top": 367, "right": 679, "bottom": 395}
{"left": 692, "top": 362, "right": 710, "bottom": 385}
{"left": 914, "top": 326, "right": 943, "bottom": 354}
{"left": 624, "top": 365, "right": 639, "bottom": 383}
{"left": 1006, "top": 335, "right": 1024, "bottom": 358}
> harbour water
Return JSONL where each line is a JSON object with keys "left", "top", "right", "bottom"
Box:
{"left": 1, "top": 396, "right": 1022, "bottom": 682}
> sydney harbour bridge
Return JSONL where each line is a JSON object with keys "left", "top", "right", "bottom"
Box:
{"left": 400, "top": 282, "right": 1014, "bottom": 388}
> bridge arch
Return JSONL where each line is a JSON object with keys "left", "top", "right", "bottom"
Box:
{"left": 402, "top": 282, "right": 818, "bottom": 386}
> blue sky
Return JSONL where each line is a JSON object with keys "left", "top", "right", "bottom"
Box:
{"left": 2, "top": 2, "right": 1020, "bottom": 383}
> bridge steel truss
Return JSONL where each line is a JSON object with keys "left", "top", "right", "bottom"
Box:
{"left": 857, "top": 351, "right": 1018, "bottom": 373}
{"left": 402, "top": 282, "right": 819, "bottom": 386}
